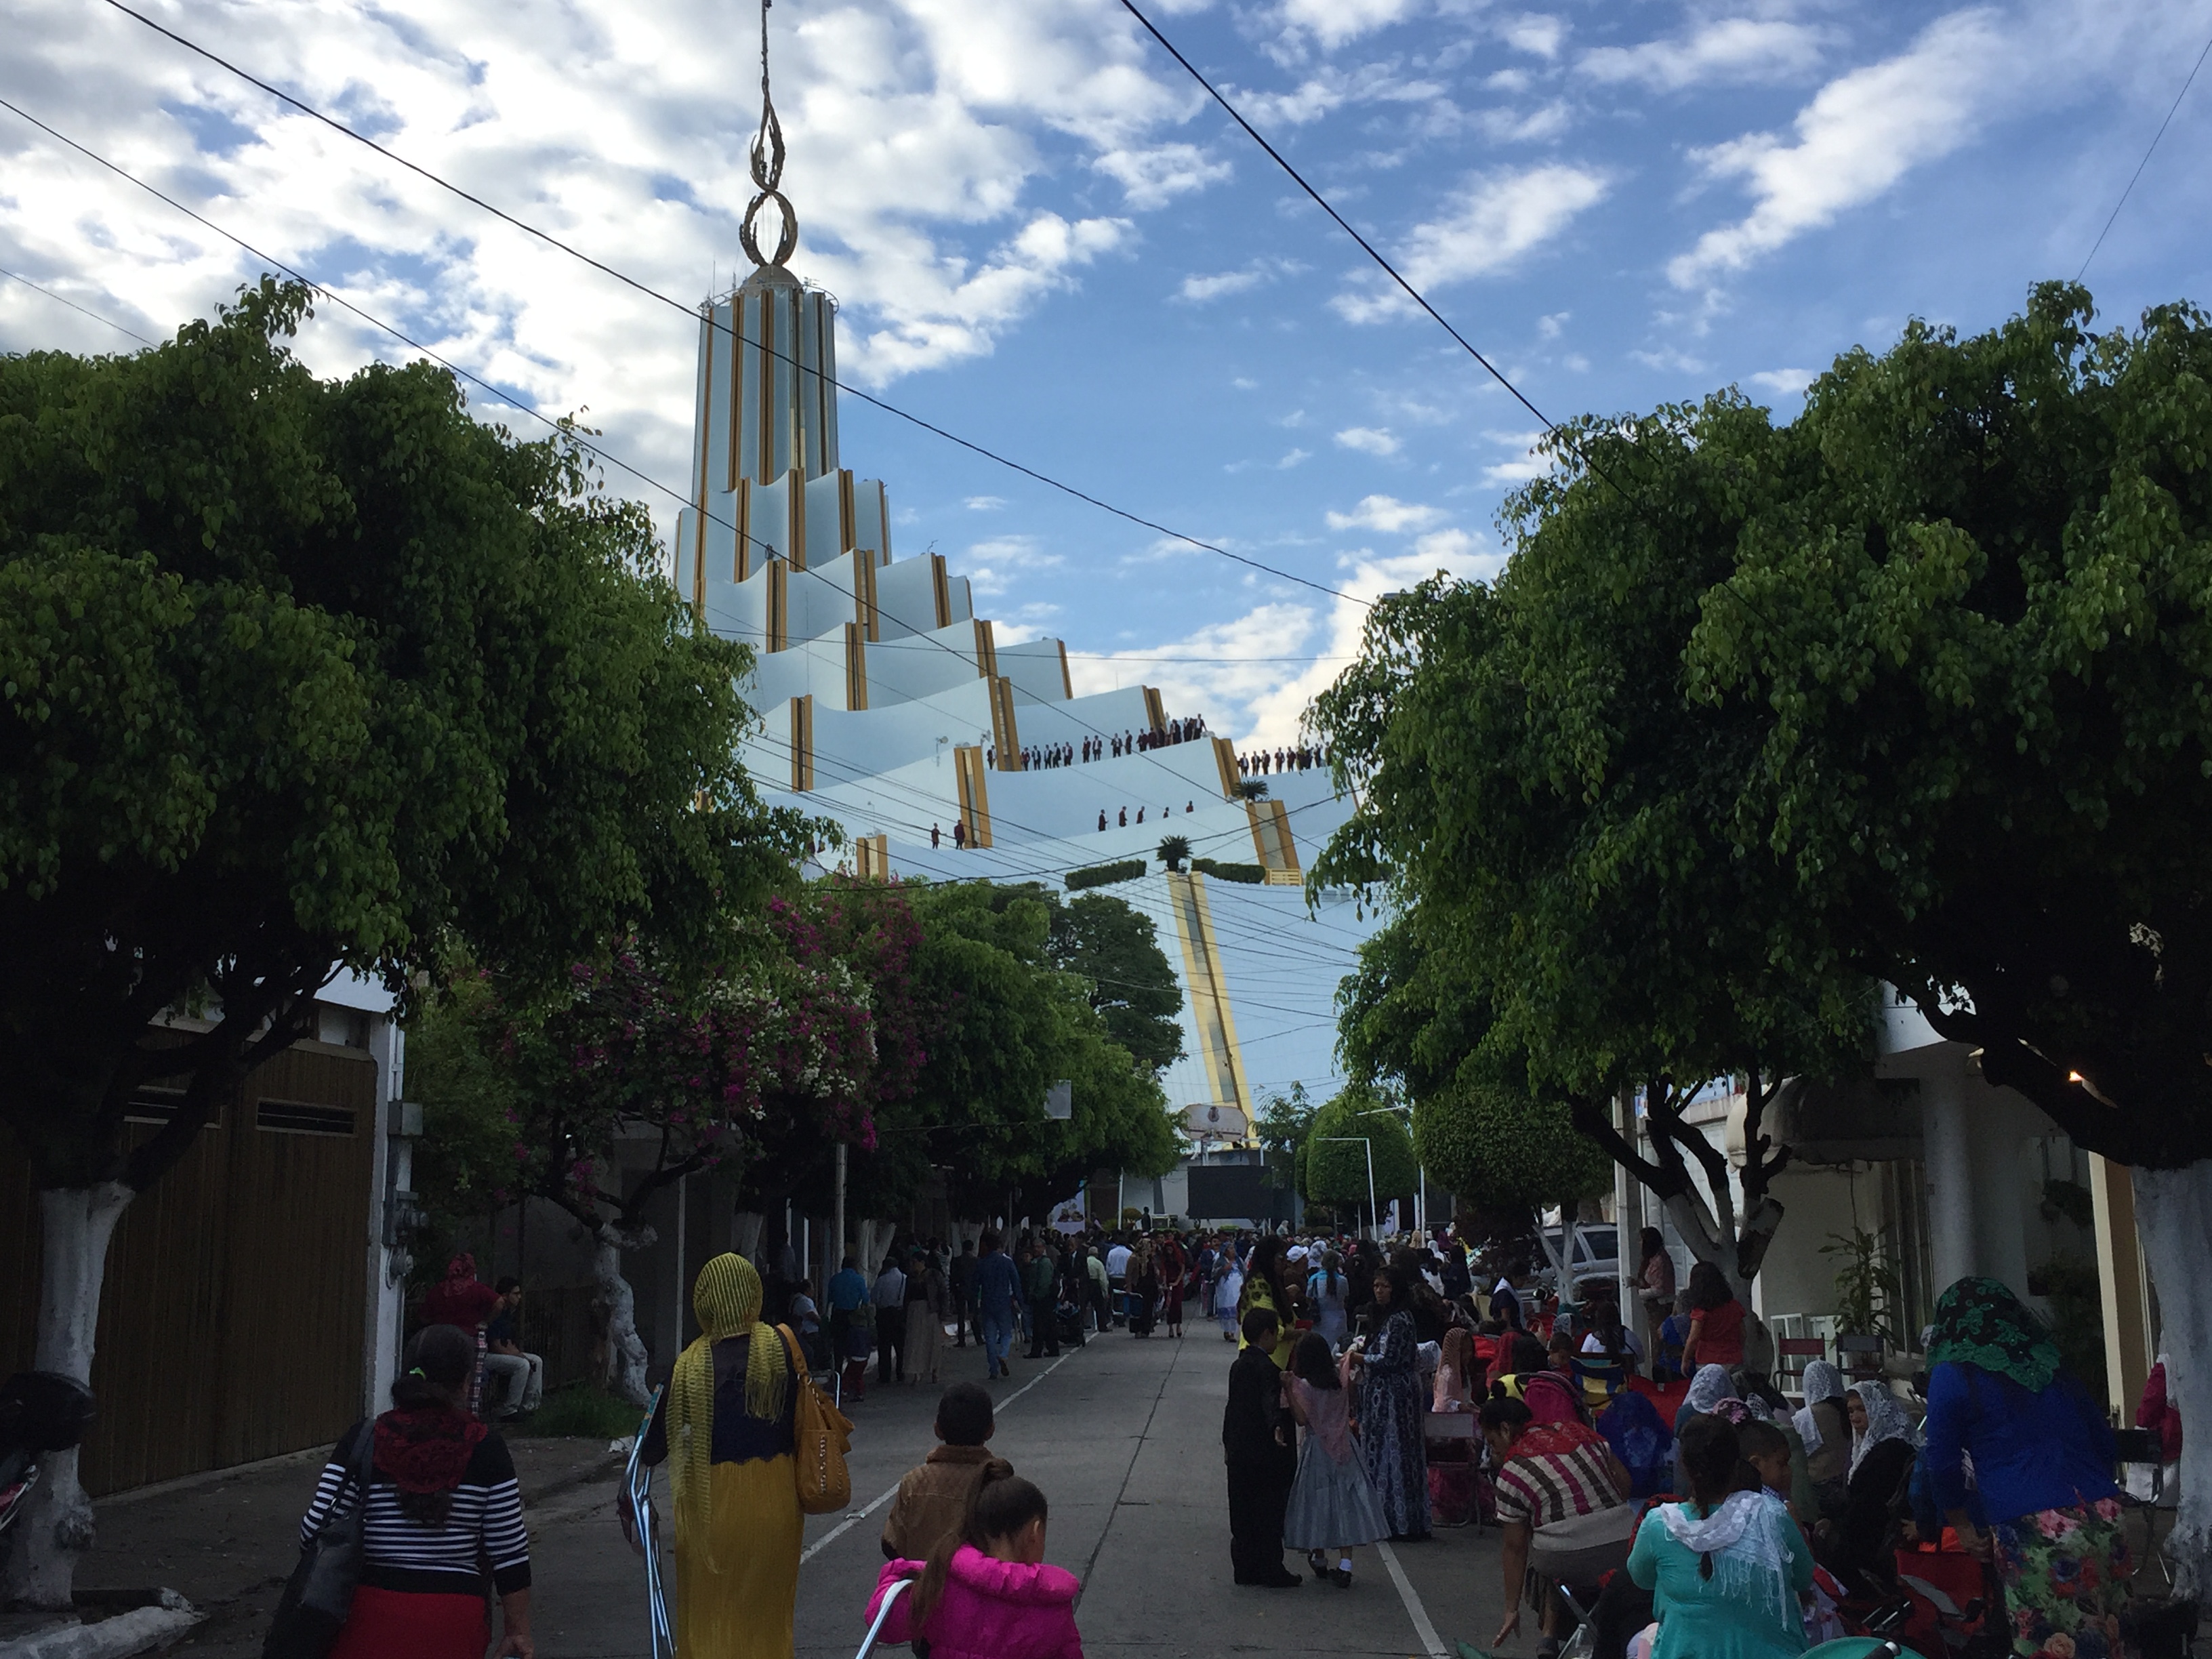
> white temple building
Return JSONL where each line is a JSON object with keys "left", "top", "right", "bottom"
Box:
{"left": 670, "top": 252, "right": 1376, "bottom": 1166}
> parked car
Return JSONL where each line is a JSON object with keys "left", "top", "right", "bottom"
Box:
{"left": 1532, "top": 1223, "right": 1620, "bottom": 1297}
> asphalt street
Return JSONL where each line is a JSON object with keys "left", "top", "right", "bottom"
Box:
{"left": 526, "top": 1324, "right": 1517, "bottom": 1659}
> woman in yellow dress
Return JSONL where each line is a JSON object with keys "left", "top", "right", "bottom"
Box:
{"left": 642, "top": 1254, "right": 802, "bottom": 1658}
{"left": 1236, "top": 1237, "right": 1300, "bottom": 1366}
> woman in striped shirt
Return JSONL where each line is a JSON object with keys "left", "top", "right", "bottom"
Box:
{"left": 298, "top": 1323, "right": 533, "bottom": 1659}
{"left": 1481, "top": 1395, "right": 1631, "bottom": 1655}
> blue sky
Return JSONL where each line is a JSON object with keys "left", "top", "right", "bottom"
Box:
{"left": 5, "top": 0, "right": 2210, "bottom": 743}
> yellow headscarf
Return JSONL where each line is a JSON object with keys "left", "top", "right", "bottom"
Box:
{"left": 668, "top": 1254, "right": 789, "bottom": 1557}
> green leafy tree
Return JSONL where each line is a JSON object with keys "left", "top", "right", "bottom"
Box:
{"left": 1048, "top": 891, "right": 1185, "bottom": 1074}
{"left": 1661, "top": 284, "right": 2212, "bottom": 1593}
{"left": 840, "top": 882, "right": 1180, "bottom": 1228}
{"left": 1309, "top": 392, "right": 1875, "bottom": 1296}
{"left": 1318, "top": 283, "right": 2212, "bottom": 1591}
{"left": 0, "top": 283, "right": 802, "bottom": 1603}
{"left": 1303, "top": 1084, "right": 1417, "bottom": 1228}
{"left": 1155, "top": 834, "right": 1191, "bottom": 872}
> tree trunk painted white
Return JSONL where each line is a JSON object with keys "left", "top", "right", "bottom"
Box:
{"left": 2129, "top": 1161, "right": 2212, "bottom": 1597}
{"left": 3, "top": 1183, "right": 135, "bottom": 1610}
{"left": 593, "top": 1221, "right": 656, "bottom": 1408}
{"left": 1660, "top": 1190, "right": 1755, "bottom": 1307}
{"left": 733, "top": 1210, "right": 765, "bottom": 1264}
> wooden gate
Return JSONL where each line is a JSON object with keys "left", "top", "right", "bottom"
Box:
{"left": 0, "top": 1038, "right": 378, "bottom": 1494}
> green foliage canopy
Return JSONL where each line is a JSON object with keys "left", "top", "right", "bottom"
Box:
{"left": 0, "top": 281, "right": 804, "bottom": 1192}
{"left": 1671, "top": 285, "right": 2212, "bottom": 1168}
{"left": 1303, "top": 1084, "right": 1417, "bottom": 1210}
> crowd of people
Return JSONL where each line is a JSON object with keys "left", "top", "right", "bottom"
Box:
{"left": 1237, "top": 743, "right": 1326, "bottom": 777}
{"left": 290, "top": 1225, "right": 2156, "bottom": 1659}
{"left": 978, "top": 716, "right": 1210, "bottom": 774}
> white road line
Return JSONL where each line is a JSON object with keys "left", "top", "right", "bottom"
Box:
{"left": 798, "top": 1348, "right": 1079, "bottom": 1565}
{"left": 1376, "top": 1540, "right": 1450, "bottom": 1659}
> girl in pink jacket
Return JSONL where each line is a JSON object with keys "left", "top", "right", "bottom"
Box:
{"left": 867, "top": 1470, "right": 1082, "bottom": 1659}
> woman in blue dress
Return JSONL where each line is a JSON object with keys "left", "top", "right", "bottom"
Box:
{"left": 1350, "top": 1264, "right": 1430, "bottom": 1540}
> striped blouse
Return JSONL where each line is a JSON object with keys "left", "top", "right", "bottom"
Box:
{"left": 300, "top": 1420, "right": 531, "bottom": 1596}
{"left": 1492, "top": 1423, "right": 1627, "bottom": 1532}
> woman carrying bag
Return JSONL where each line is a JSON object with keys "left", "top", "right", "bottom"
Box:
{"left": 289, "top": 1323, "right": 532, "bottom": 1659}
{"left": 642, "top": 1254, "right": 808, "bottom": 1659}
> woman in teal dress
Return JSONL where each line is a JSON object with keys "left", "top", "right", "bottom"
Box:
{"left": 1629, "top": 1413, "right": 1814, "bottom": 1659}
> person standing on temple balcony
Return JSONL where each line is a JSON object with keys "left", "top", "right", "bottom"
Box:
{"left": 1098, "top": 811, "right": 1107, "bottom": 832}
{"left": 931, "top": 825, "right": 941, "bottom": 848}
{"left": 1185, "top": 802, "right": 1194, "bottom": 814}
{"left": 1118, "top": 808, "right": 1127, "bottom": 826}
{"left": 1136, "top": 808, "right": 1145, "bottom": 824}
{"left": 954, "top": 821, "right": 966, "bottom": 847}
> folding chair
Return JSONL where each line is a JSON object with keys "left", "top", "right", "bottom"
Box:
{"left": 1424, "top": 1410, "right": 1483, "bottom": 1528}
{"left": 1777, "top": 1336, "right": 1826, "bottom": 1393}
{"left": 1570, "top": 1355, "right": 1626, "bottom": 1412}
{"left": 2113, "top": 1426, "right": 2175, "bottom": 1592}
{"left": 1835, "top": 1332, "right": 1883, "bottom": 1385}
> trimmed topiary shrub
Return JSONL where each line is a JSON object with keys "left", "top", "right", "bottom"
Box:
{"left": 1191, "top": 858, "right": 1267, "bottom": 884}
{"left": 1065, "top": 859, "right": 1146, "bottom": 891}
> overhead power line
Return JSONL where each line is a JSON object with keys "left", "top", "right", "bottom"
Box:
{"left": 3, "top": 85, "right": 1360, "bottom": 872}
{"left": 2076, "top": 22, "right": 2212, "bottom": 281}
{"left": 1117, "top": 1, "right": 1569, "bottom": 447}
{"left": 91, "top": 0, "right": 1366, "bottom": 607}
{"left": 1116, "top": 0, "right": 1797, "bottom": 644}
{"left": 0, "top": 264, "right": 155, "bottom": 346}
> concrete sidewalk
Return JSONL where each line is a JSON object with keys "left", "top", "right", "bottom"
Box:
{"left": 79, "top": 1431, "right": 623, "bottom": 1657}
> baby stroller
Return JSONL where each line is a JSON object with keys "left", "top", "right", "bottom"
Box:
{"left": 1056, "top": 1293, "right": 1086, "bottom": 1349}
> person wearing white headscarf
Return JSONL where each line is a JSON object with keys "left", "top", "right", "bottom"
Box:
{"left": 1793, "top": 1360, "right": 1851, "bottom": 1514}
{"left": 1828, "top": 1380, "right": 1921, "bottom": 1586}
{"left": 1846, "top": 1380, "right": 1919, "bottom": 1477}
{"left": 1629, "top": 1412, "right": 1814, "bottom": 1659}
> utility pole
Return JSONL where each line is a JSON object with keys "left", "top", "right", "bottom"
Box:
{"left": 834, "top": 1141, "right": 847, "bottom": 1278}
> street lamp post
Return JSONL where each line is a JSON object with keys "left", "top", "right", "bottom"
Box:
{"left": 1319, "top": 1135, "right": 1376, "bottom": 1238}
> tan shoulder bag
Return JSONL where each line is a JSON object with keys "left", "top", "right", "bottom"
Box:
{"left": 777, "top": 1324, "right": 854, "bottom": 1515}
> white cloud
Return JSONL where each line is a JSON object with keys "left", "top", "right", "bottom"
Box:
{"left": 1225, "top": 447, "right": 1313, "bottom": 474}
{"left": 1749, "top": 367, "right": 1817, "bottom": 398}
{"left": 1277, "top": 0, "right": 1422, "bottom": 50}
{"left": 1668, "top": 9, "right": 2008, "bottom": 286}
{"left": 1334, "top": 426, "right": 1401, "bottom": 455}
{"left": 1334, "top": 164, "right": 1607, "bottom": 321}
{"left": 1503, "top": 14, "right": 1569, "bottom": 59}
{"left": 1092, "top": 142, "right": 1231, "bottom": 210}
{"left": 962, "top": 533, "right": 1063, "bottom": 598}
{"left": 0, "top": 0, "right": 1229, "bottom": 556}
{"left": 1326, "top": 493, "right": 1446, "bottom": 532}
{"left": 1179, "top": 268, "right": 1266, "bottom": 302}
{"left": 1479, "top": 101, "right": 1575, "bottom": 143}
{"left": 1078, "top": 525, "right": 1496, "bottom": 745}
{"left": 1478, "top": 429, "right": 1547, "bottom": 485}
{"left": 1580, "top": 20, "right": 1830, "bottom": 91}
{"left": 1633, "top": 345, "right": 1711, "bottom": 373}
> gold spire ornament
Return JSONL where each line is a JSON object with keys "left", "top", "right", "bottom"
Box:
{"left": 740, "top": 0, "right": 798, "bottom": 268}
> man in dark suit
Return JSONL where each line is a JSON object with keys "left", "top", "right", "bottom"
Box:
{"left": 1222, "top": 1307, "right": 1300, "bottom": 1587}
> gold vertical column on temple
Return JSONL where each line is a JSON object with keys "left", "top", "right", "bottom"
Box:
{"left": 678, "top": 0, "right": 886, "bottom": 633}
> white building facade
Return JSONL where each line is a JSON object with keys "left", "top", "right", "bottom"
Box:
{"left": 670, "top": 258, "right": 1377, "bottom": 1194}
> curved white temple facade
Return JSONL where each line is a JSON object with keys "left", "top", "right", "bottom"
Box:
{"left": 674, "top": 264, "right": 1375, "bottom": 1151}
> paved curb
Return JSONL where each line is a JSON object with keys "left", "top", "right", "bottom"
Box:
{"left": 523, "top": 1446, "right": 623, "bottom": 1509}
{"left": 0, "top": 1595, "right": 201, "bottom": 1659}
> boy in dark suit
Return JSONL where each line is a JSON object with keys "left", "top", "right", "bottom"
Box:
{"left": 1223, "top": 1307, "right": 1300, "bottom": 1586}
